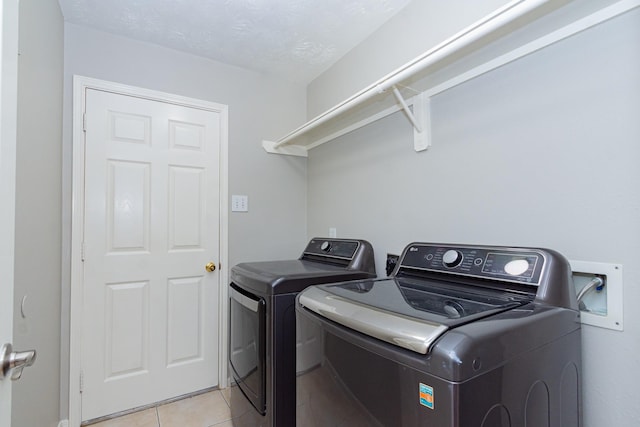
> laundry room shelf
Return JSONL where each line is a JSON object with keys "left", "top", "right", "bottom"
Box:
{"left": 262, "top": 0, "right": 640, "bottom": 157}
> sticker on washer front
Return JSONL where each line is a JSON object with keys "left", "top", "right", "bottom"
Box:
{"left": 419, "top": 383, "right": 434, "bottom": 409}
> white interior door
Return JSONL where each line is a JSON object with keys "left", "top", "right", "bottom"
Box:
{"left": 81, "top": 88, "right": 222, "bottom": 421}
{"left": 0, "top": 1, "right": 18, "bottom": 425}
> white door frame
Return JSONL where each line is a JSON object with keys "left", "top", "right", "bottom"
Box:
{"left": 0, "top": 0, "right": 19, "bottom": 425}
{"left": 68, "top": 76, "right": 229, "bottom": 427}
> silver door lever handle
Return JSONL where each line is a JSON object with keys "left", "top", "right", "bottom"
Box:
{"left": 1, "top": 343, "right": 36, "bottom": 381}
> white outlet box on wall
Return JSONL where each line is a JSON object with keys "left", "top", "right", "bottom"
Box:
{"left": 569, "top": 260, "right": 623, "bottom": 331}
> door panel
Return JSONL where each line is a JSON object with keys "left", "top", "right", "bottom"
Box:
{"left": 167, "top": 277, "right": 204, "bottom": 365}
{"left": 82, "top": 89, "right": 221, "bottom": 421}
{"left": 105, "top": 281, "right": 149, "bottom": 379}
{"left": 169, "top": 166, "right": 205, "bottom": 249}
{"left": 107, "top": 160, "right": 150, "bottom": 252}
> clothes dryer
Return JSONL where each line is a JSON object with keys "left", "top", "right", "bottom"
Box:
{"left": 229, "top": 238, "right": 376, "bottom": 427}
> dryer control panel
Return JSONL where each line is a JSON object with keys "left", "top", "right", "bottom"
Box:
{"left": 303, "top": 238, "right": 361, "bottom": 260}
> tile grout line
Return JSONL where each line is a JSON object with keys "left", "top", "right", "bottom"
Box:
{"left": 155, "top": 405, "right": 161, "bottom": 427}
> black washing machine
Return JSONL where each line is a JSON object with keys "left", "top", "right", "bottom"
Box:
{"left": 296, "top": 242, "right": 581, "bottom": 427}
{"left": 229, "top": 238, "right": 376, "bottom": 427}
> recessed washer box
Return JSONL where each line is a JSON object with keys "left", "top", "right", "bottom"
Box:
{"left": 569, "top": 260, "right": 623, "bottom": 331}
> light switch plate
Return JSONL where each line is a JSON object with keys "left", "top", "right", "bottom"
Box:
{"left": 231, "top": 195, "right": 248, "bottom": 212}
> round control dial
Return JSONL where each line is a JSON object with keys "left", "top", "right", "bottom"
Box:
{"left": 320, "top": 241, "right": 331, "bottom": 252}
{"left": 442, "top": 250, "right": 463, "bottom": 268}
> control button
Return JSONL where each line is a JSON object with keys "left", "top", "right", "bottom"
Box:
{"left": 426, "top": 254, "right": 434, "bottom": 261}
{"left": 320, "top": 241, "right": 331, "bottom": 252}
{"left": 504, "top": 259, "right": 530, "bottom": 276}
{"left": 474, "top": 258, "right": 483, "bottom": 266}
{"left": 442, "top": 250, "right": 463, "bottom": 268}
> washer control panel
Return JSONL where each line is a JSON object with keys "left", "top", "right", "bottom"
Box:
{"left": 400, "top": 244, "right": 545, "bottom": 285}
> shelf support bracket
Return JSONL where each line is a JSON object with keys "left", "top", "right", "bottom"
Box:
{"left": 391, "top": 86, "right": 431, "bottom": 152}
{"left": 392, "top": 86, "right": 421, "bottom": 133}
{"left": 262, "top": 140, "right": 308, "bottom": 157}
{"left": 412, "top": 92, "right": 431, "bottom": 152}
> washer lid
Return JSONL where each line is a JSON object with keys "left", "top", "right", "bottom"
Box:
{"left": 299, "top": 277, "right": 531, "bottom": 354}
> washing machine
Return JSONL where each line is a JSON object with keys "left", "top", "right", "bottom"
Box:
{"left": 229, "top": 238, "right": 376, "bottom": 427}
{"left": 296, "top": 242, "right": 581, "bottom": 427}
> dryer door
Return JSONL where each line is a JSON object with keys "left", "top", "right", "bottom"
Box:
{"left": 229, "top": 283, "right": 266, "bottom": 414}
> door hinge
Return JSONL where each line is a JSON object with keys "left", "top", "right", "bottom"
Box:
{"left": 82, "top": 113, "right": 87, "bottom": 132}
{"left": 81, "top": 242, "right": 86, "bottom": 262}
{"left": 79, "top": 370, "right": 84, "bottom": 393}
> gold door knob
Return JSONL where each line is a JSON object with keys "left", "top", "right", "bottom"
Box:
{"left": 205, "top": 262, "right": 216, "bottom": 272}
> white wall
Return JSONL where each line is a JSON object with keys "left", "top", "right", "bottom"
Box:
{"left": 12, "top": 0, "right": 64, "bottom": 426}
{"left": 307, "top": 0, "right": 509, "bottom": 117}
{"left": 61, "top": 24, "right": 308, "bottom": 416}
{"left": 307, "top": 6, "right": 640, "bottom": 427}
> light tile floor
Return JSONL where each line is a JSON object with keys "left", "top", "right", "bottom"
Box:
{"left": 87, "top": 389, "right": 233, "bottom": 427}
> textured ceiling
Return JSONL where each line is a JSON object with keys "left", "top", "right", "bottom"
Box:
{"left": 58, "top": 0, "right": 413, "bottom": 84}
